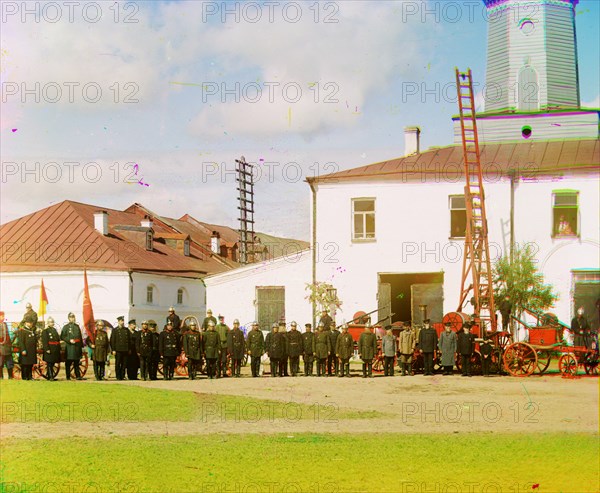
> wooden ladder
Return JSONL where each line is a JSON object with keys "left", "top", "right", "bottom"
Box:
{"left": 455, "top": 68, "right": 497, "bottom": 332}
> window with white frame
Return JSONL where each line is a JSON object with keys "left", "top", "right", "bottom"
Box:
{"left": 146, "top": 285, "right": 154, "bottom": 304}
{"left": 552, "top": 190, "right": 579, "bottom": 237}
{"left": 177, "top": 288, "right": 184, "bottom": 305}
{"left": 352, "top": 198, "right": 376, "bottom": 241}
{"left": 449, "top": 195, "right": 467, "bottom": 238}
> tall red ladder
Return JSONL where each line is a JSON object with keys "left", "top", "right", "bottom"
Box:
{"left": 455, "top": 68, "right": 497, "bottom": 333}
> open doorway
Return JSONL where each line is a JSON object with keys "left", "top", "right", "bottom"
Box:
{"left": 378, "top": 272, "right": 444, "bottom": 325}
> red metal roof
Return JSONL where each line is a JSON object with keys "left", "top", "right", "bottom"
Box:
{"left": 307, "top": 139, "right": 599, "bottom": 183}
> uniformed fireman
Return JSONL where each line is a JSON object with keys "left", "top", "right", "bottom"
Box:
{"left": 286, "top": 321, "right": 303, "bottom": 377}
{"left": 246, "top": 322, "right": 264, "bottom": 377}
{"left": 91, "top": 320, "right": 110, "bottom": 381}
{"left": 160, "top": 321, "right": 180, "bottom": 380}
{"left": 336, "top": 324, "right": 354, "bottom": 378}
{"left": 228, "top": 319, "right": 246, "bottom": 378}
{"left": 183, "top": 321, "right": 203, "bottom": 380}
{"left": 42, "top": 317, "right": 61, "bottom": 380}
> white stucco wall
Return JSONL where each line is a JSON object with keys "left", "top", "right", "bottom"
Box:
{"left": 204, "top": 250, "right": 312, "bottom": 330}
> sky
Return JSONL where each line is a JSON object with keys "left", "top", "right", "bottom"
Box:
{"left": 1, "top": 0, "right": 599, "bottom": 241}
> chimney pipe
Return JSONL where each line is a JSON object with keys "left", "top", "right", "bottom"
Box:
{"left": 94, "top": 211, "right": 108, "bottom": 235}
{"left": 404, "top": 126, "right": 421, "bottom": 156}
{"left": 141, "top": 215, "right": 153, "bottom": 229}
{"left": 211, "top": 231, "right": 221, "bottom": 255}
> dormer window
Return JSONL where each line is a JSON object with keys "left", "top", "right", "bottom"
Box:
{"left": 146, "top": 231, "right": 153, "bottom": 251}
{"left": 184, "top": 239, "right": 190, "bottom": 257}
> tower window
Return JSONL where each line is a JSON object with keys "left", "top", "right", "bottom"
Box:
{"left": 552, "top": 191, "right": 579, "bottom": 238}
{"left": 449, "top": 195, "right": 467, "bottom": 238}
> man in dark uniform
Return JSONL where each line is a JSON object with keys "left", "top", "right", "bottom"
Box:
{"left": 358, "top": 324, "right": 377, "bottom": 378}
{"left": 126, "top": 319, "right": 140, "bottom": 380}
{"left": 479, "top": 338, "right": 493, "bottom": 377}
{"left": 160, "top": 322, "right": 180, "bottom": 380}
{"left": 246, "top": 322, "right": 264, "bottom": 377}
{"left": 302, "top": 323, "right": 316, "bottom": 376}
{"left": 137, "top": 321, "right": 154, "bottom": 381}
{"left": 457, "top": 323, "right": 476, "bottom": 377}
{"left": 336, "top": 324, "right": 354, "bottom": 378}
{"left": 382, "top": 327, "right": 396, "bottom": 377}
{"left": 319, "top": 309, "right": 333, "bottom": 331}
{"left": 201, "top": 309, "right": 217, "bottom": 331}
{"left": 327, "top": 324, "right": 341, "bottom": 376}
{"left": 166, "top": 307, "right": 182, "bottom": 334}
{"left": 148, "top": 322, "right": 160, "bottom": 380}
{"left": 110, "top": 316, "right": 130, "bottom": 381}
{"left": 498, "top": 295, "right": 513, "bottom": 332}
{"left": 61, "top": 312, "right": 84, "bottom": 380}
{"left": 42, "top": 317, "right": 61, "bottom": 380}
{"left": 265, "top": 323, "right": 278, "bottom": 377}
{"left": 16, "top": 320, "right": 37, "bottom": 380}
{"left": 0, "top": 311, "right": 15, "bottom": 379}
{"left": 315, "top": 323, "right": 331, "bottom": 377}
{"left": 571, "top": 307, "right": 591, "bottom": 348}
{"left": 272, "top": 324, "right": 286, "bottom": 377}
{"left": 91, "top": 320, "right": 110, "bottom": 381}
{"left": 203, "top": 321, "right": 220, "bottom": 379}
{"left": 417, "top": 319, "right": 437, "bottom": 376}
{"left": 227, "top": 319, "right": 245, "bottom": 378}
{"left": 215, "top": 315, "right": 230, "bottom": 378}
{"left": 278, "top": 321, "right": 289, "bottom": 377}
{"left": 183, "top": 321, "right": 202, "bottom": 380}
{"left": 21, "top": 302, "right": 38, "bottom": 329}
{"left": 286, "top": 321, "right": 303, "bottom": 377}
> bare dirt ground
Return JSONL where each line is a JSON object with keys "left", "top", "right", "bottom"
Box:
{"left": 2, "top": 368, "right": 598, "bottom": 440}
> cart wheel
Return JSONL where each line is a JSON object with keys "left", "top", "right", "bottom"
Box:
{"left": 175, "top": 352, "right": 188, "bottom": 377}
{"left": 583, "top": 359, "right": 598, "bottom": 375}
{"left": 12, "top": 364, "right": 22, "bottom": 380}
{"left": 503, "top": 342, "right": 537, "bottom": 377}
{"left": 535, "top": 350, "right": 552, "bottom": 374}
{"left": 226, "top": 354, "right": 233, "bottom": 377}
{"left": 433, "top": 354, "right": 443, "bottom": 374}
{"left": 491, "top": 331, "right": 512, "bottom": 350}
{"left": 471, "top": 351, "right": 482, "bottom": 375}
{"left": 558, "top": 354, "right": 578, "bottom": 376}
{"left": 411, "top": 352, "right": 423, "bottom": 374}
{"left": 372, "top": 355, "right": 384, "bottom": 373}
{"left": 33, "top": 354, "right": 60, "bottom": 380}
{"left": 157, "top": 358, "right": 164, "bottom": 376}
{"left": 243, "top": 353, "right": 249, "bottom": 367}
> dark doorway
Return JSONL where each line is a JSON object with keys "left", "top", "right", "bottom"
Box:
{"left": 378, "top": 272, "right": 444, "bottom": 325}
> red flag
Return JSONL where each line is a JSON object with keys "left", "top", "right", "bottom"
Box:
{"left": 39, "top": 279, "right": 49, "bottom": 322}
{"left": 83, "top": 269, "right": 96, "bottom": 344}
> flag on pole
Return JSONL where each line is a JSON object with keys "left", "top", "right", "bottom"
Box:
{"left": 83, "top": 269, "right": 96, "bottom": 344}
{"left": 39, "top": 279, "right": 48, "bottom": 322}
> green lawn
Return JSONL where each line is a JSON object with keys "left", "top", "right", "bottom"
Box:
{"left": 0, "top": 381, "right": 388, "bottom": 423}
{"left": 1, "top": 433, "right": 597, "bottom": 492}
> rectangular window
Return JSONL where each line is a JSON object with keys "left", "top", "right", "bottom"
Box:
{"left": 552, "top": 190, "right": 579, "bottom": 237}
{"left": 449, "top": 195, "right": 467, "bottom": 238}
{"left": 146, "top": 286, "right": 153, "bottom": 304}
{"left": 256, "top": 287, "right": 285, "bottom": 330}
{"left": 177, "top": 289, "right": 184, "bottom": 305}
{"left": 352, "top": 198, "right": 376, "bottom": 241}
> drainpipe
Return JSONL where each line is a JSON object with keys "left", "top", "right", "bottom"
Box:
{"left": 509, "top": 171, "right": 516, "bottom": 264}
{"left": 128, "top": 271, "right": 134, "bottom": 309}
{"left": 308, "top": 179, "right": 317, "bottom": 329}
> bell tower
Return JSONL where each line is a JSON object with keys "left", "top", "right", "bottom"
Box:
{"left": 483, "top": 0, "right": 580, "bottom": 113}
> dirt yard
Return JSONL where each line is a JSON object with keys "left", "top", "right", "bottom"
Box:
{"left": 2, "top": 370, "right": 597, "bottom": 440}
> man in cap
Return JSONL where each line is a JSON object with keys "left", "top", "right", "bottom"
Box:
{"left": 203, "top": 320, "right": 221, "bottom": 379}
{"left": 327, "top": 323, "right": 341, "bottom": 376}
{"left": 278, "top": 320, "right": 289, "bottom": 377}
{"left": 183, "top": 321, "right": 203, "bottom": 380}
{"left": 382, "top": 327, "right": 397, "bottom": 377}
{"left": 246, "top": 322, "right": 264, "bottom": 377}
{"left": 358, "top": 324, "right": 377, "bottom": 378}
{"left": 417, "top": 319, "right": 437, "bottom": 376}
{"left": 61, "top": 313, "right": 84, "bottom": 380}
{"left": 318, "top": 309, "right": 333, "bottom": 331}
{"left": 215, "top": 315, "right": 230, "bottom": 378}
{"left": 398, "top": 324, "right": 415, "bottom": 376}
{"left": 265, "top": 323, "right": 278, "bottom": 377}
{"left": 137, "top": 321, "right": 154, "bottom": 381}
{"left": 498, "top": 295, "right": 513, "bottom": 333}
{"left": 0, "top": 311, "right": 15, "bottom": 379}
{"left": 286, "top": 321, "right": 303, "bottom": 377}
{"left": 126, "top": 319, "right": 140, "bottom": 380}
{"left": 227, "top": 319, "right": 245, "bottom": 378}
{"left": 21, "top": 302, "right": 38, "bottom": 329}
{"left": 160, "top": 321, "right": 180, "bottom": 380}
{"left": 302, "top": 323, "right": 316, "bottom": 376}
{"left": 479, "top": 337, "right": 493, "bottom": 377}
{"left": 91, "top": 320, "right": 110, "bottom": 381}
{"left": 335, "top": 324, "right": 354, "bottom": 378}
{"left": 41, "top": 317, "right": 61, "bottom": 380}
{"left": 166, "top": 307, "right": 182, "bottom": 334}
{"left": 571, "top": 306, "right": 591, "bottom": 348}
{"left": 16, "top": 320, "right": 37, "bottom": 380}
{"left": 201, "top": 309, "right": 217, "bottom": 331}
{"left": 315, "top": 323, "right": 331, "bottom": 377}
{"left": 457, "top": 322, "right": 476, "bottom": 377}
{"left": 438, "top": 322, "right": 457, "bottom": 376}
{"left": 148, "top": 322, "right": 160, "bottom": 380}
{"left": 110, "top": 316, "right": 130, "bottom": 381}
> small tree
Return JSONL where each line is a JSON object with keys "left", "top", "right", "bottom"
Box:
{"left": 493, "top": 242, "right": 559, "bottom": 334}
{"left": 305, "top": 281, "right": 342, "bottom": 318}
